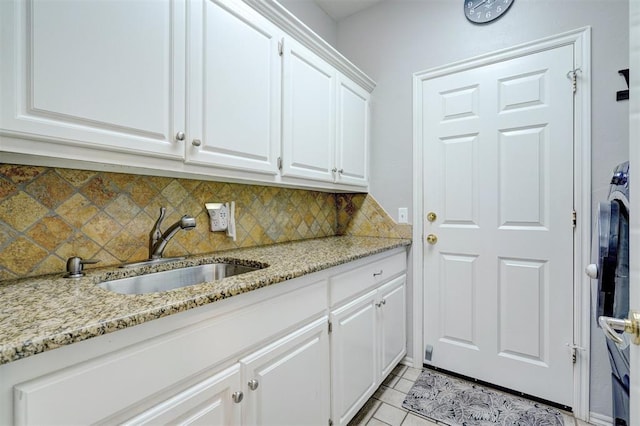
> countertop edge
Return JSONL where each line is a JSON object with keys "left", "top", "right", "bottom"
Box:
{"left": 0, "top": 237, "right": 411, "bottom": 365}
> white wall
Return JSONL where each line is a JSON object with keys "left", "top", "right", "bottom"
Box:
{"left": 335, "top": 0, "right": 629, "bottom": 419}
{"left": 277, "top": 0, "right": 338, "bottom": 46}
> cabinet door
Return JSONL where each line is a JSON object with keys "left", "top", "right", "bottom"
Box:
{"left": 336, "top": 74, "right": 370, "bottom": 187}
{"left": 186, "top": 0, "right": 281, "bottom": 174}
{"left": 282, "top": 37, "right": 336, "bottom": 183}
{"left": 122, "top": 364, "right": 242, "bottom": 426}
{"left": 330, "top": 290, "right": 378, "bottom": 426}
{"left": 0, "top": 0, "right": 185, "bottom": 159}
{"left": 378, "top": 275, "right": 407, "bottom": 378}
{"left": 240, "top": 317, "right": 330, "bottom": 426}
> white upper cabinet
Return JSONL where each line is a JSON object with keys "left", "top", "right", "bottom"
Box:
{"left": 0, "top": 0, "right": 186, "bottom": 159}
{"left": 0, "top": 0, "right": 374, "bottom": 190}
{"left": 281, "top": 38, "right": 337, "bottom": 183}
{"left": 186, "top": 0, "right": 282, "bottom": 174}
{"left": 281, "top": 44, "right": 371, "bottom": 187}
{"left": 336, "top": 74, "right": 370, "bottom": 187}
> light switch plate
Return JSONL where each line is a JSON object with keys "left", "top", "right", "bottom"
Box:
{"left": 398, "top": 207, "right": 408, "bottom": 223}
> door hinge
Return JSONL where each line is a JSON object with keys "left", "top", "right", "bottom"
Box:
{"left": 567, "top": 68, "right": 582, "bottom": 93}
{"left": 278, "top": 37, "right": 284, "bottom": 56}
{"left": 566, "top": 343, "right": 585, "bottom": 364}
{"left": 328, "top": 321, "right": 333, "bottom": 334}
{"left": 277, "top": 156, "right": 282, "bottom": 171}
{"left": 572, "top": 210, "right": 577, "bottom": 228}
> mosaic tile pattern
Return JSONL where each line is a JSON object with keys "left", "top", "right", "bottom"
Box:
{"left": 0, "top": 165, "right": 338, "bottom": 280}
{"left": 337, "top": 193, "right": 412, "bottom": 239}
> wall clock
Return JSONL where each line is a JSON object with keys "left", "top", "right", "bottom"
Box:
{"left": 465, "top": 0, "right": 514, "bottom": 24}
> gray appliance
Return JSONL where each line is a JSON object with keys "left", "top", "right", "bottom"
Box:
{"left": 586, "top": 161, "right": 630, "bottom": 426}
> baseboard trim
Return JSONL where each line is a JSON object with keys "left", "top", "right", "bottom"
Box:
{"left": 400, "top": 356, "right": 414, "bottom": 367}
{"left": 588, "top": 412, "right": 613, "bottom": 426}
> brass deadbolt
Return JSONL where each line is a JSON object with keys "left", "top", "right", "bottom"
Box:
{"left": 427, "top": 212, "right": 437, "bottom": 222}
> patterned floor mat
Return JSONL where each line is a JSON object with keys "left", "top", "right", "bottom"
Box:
{"left": 402, "top": 369, "right": 564, "bottom": 426}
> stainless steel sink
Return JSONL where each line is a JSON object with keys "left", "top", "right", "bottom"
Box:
{"left": 98, "top": 263, "right": 261, "bottom": 294}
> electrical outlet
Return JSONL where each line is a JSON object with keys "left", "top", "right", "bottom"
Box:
{"left": 206, "top": 203, "right": 228, "bottom": 231}
{"left": 398, "top": 207, "right": 408, "bottom": 223}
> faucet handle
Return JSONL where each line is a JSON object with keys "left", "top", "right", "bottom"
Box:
{"left": 151, "top": 207, "right": 166, "bottom": 240}
{"left": 64, "top": 257, "right": 100, "bottom": 278}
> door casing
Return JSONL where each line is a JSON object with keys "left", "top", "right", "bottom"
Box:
{"left": 411, "top": 27, "right": 591, "bottom": 420}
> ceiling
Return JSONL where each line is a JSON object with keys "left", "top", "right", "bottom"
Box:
{"left": 313, "top": 0, "right": 384, "bottom": 20}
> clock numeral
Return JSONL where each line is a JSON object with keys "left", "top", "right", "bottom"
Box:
{"left": 497, "top": 5, "right": 502, "bottom": 12}
{"left": 486, "top": 11, "right": 491, "bottom": 18}
{"left": 467, "top": 1, "right": 473, "bottom": 8}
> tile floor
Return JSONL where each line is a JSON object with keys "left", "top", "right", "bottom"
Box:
{"left": 348, "top": 364, "right": 597, "bottom": 426}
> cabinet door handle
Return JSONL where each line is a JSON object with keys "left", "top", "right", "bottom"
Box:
{"left": 232, "top": 391, "right": 244, "bottom": 403}
{"left": 373, "top": 270, "right": 383, "bottom": 277}
{"left": 248, "top": 379, "right": 259, "bottom": 391}
{"left": 338, "top": 169, "right": 344, "bottom": 174}
{"left": 331, "top": 167, "right": 338, "bottom": 173}
{"left": 192, "top": 139, "right": 202, "bottom": 147}
{"left": 376, "top": 299, "right": 386, "bottom": 308}
{"left": 175, "top": 131, "right": 185, "bottom": 141}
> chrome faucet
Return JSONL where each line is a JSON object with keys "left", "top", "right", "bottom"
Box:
{"left": 149, "top": 207, "right": 196, "bottom": 259}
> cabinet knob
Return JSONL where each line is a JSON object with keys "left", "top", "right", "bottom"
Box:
{"left": 376, "top": 299, "right": 386, "bottom": 308}
{"left": 331, "top": 167, "right": 338, "bottom": 173}
{"left": 373, "top": 270, "right": 383, "bottom": 277}
{"left": 192, "top": 139, "right": 202, "bottom": 147}
{"left": 175, "top": 131, "right": 185, "bottom": 141}
{"left": 338, "top": 169, "right": 344, "bottom": 174}
{"left": 232, "top": 391, "right": 244, "bottom": 403}
{"left": 248, "top": 379, "right": 259, "bottom": 391}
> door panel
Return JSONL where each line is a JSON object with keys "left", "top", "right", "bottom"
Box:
{"left": 241, "top": 318, "right": 330, "bottom": 426}
{"left": 628, "top": 1, "right": 639, "bottom": 423}
{"left": 0, "top": 0, "right": 185, "bottom": 158}
{"left": 379, "top": 276, "right": 407, "bottom": 378}
{"left": 423, "top": 44, "right": 574, "bottom": 406}
{"left": 330, "top": 290, "right": 377, "bottom": 426}
{"left": 282, "top": 38, "right": 336, "bottom": 182}
{"left": 186, "top": 0, "right": 280, "bottom": 174}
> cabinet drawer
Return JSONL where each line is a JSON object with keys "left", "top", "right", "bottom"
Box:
{"left": 329, "top": 252, "right": 406, "bottom": 306}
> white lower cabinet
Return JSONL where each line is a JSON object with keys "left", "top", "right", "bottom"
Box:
{"left": 3, "top": 249, "right": 406, "bottom": 425}
{"left": 123, "top": 364, "right": 243, "bottom": 426}
{"left": 330, "top": 290, "right": 379, "bottom": 425}
{"left": 240, "top": 317, "right": 330, "bottom": 426}
{"left": 329, "top": 256, "right": 407, "bottom": 426}
{"left": 123, "top": 317, "right": 331, "bottom": 426}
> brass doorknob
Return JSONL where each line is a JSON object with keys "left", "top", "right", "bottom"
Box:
{"left": 427, "top": 212, "right": 437, "bottom": 222}
{"left": 426, "top": 234, "right": 438, "bottom": 245}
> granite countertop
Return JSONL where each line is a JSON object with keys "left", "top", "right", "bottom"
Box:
{"left": 0, "top": 236, "right": 411, "bottom": 365}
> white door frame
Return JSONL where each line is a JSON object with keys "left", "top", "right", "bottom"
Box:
{"left": 411, "top": 27, "right": 591, "bottom": 419}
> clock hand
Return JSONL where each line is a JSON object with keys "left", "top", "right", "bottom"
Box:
{"left": 471, "top": 0, "right": 488, "bottom": 13}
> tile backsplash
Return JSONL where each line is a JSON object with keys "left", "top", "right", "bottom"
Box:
{"left": 0, "top": 164, "right": 409, "bottom": 281}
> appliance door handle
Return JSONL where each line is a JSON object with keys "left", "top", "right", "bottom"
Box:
{"left": 599, "top": 312, "right": 640, "bottom": 345}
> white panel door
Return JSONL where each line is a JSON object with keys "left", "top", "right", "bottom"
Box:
{"left": 378, "top": 275, "right": 407, "bottom": 378}
{"left": 336, "top": 73, "right": 369, "bottom": 187}
{"left": 186, "top": 0, "right": 281, "bottom": 174}
{"left": 628, "top": 1, "right": 640, "bottom": 423}
{"left": 422, "top": 44, "right": 575, "bottom": 406}
{"left": 0, "top": 0, "right": 185, "bottom": 158}
{"left": 120, "top": 365, "right": 242, "bottom": 426}
{"left": 240, "top": 317, "right": 330, "bottom": 426}
{"left": 330, "top": 290, "right": 378, "bottom": 426}
{"left": 282, "top": 37, "right": 336, "bottom": 183}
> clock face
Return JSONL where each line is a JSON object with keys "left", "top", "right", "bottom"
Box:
{"left": 465, "top": 0, "right": 514, "bottom": 24}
